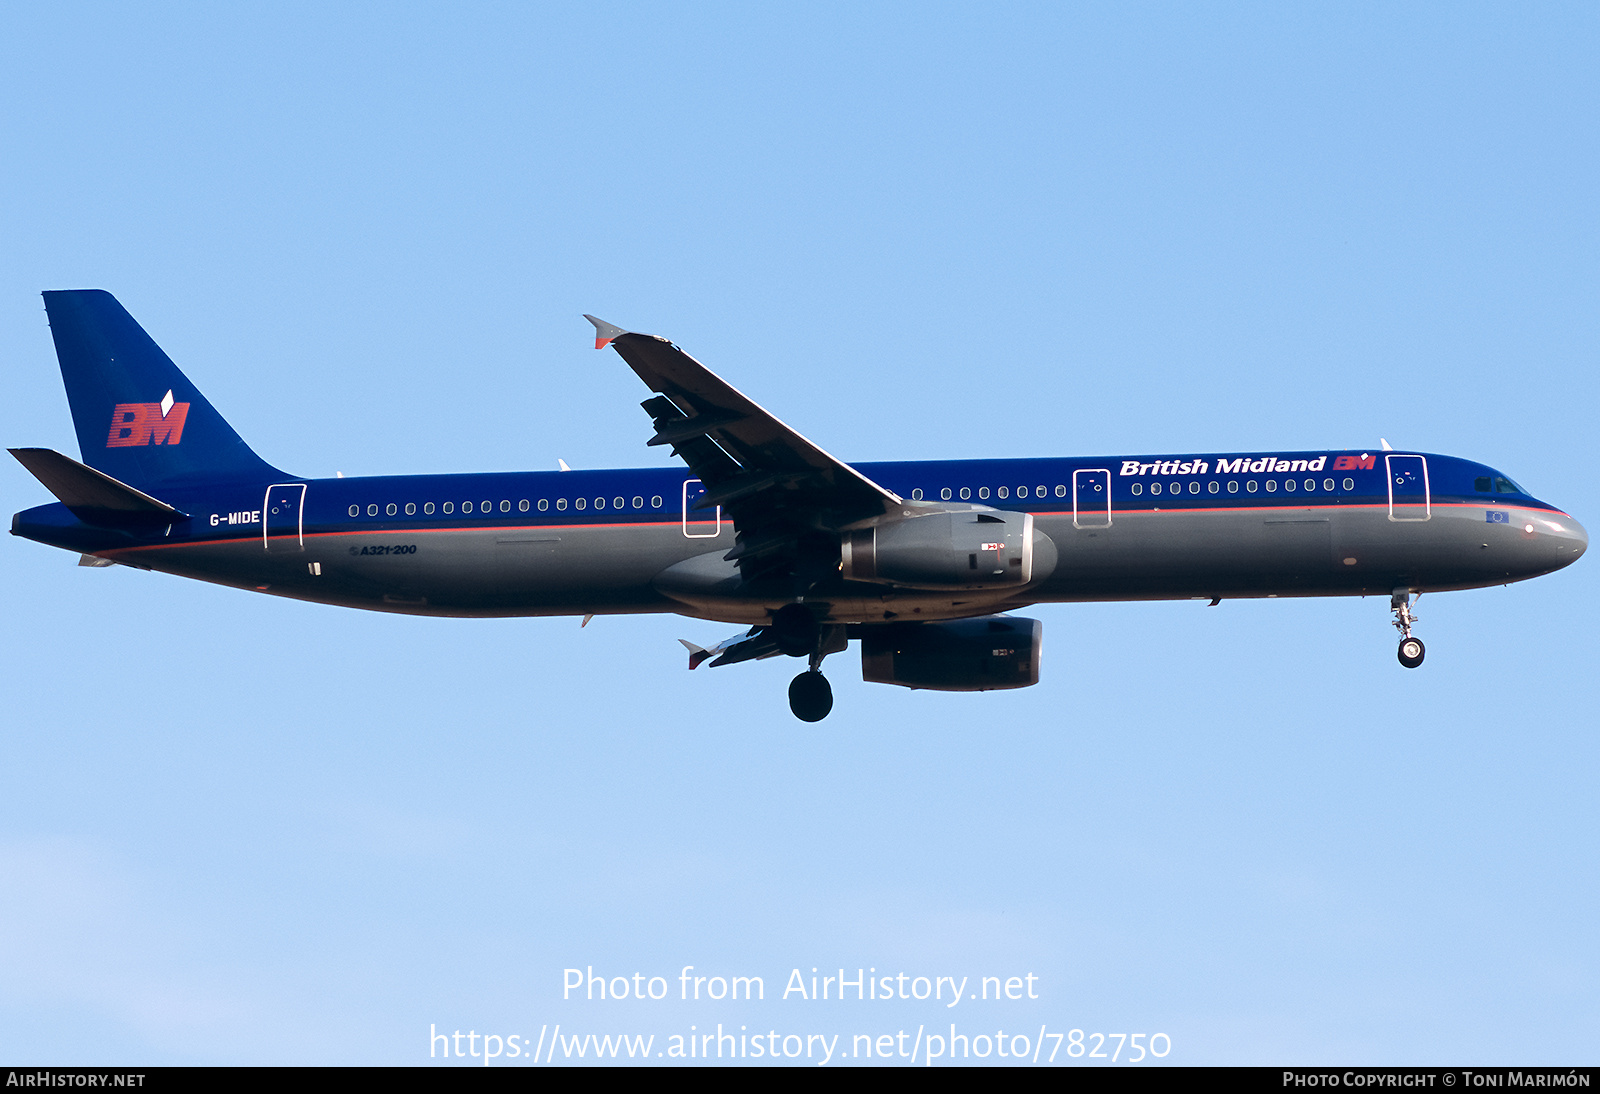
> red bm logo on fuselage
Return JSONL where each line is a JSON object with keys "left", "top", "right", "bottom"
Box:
{"left": 106, "top": 391, "right": 189, "bottom": 447}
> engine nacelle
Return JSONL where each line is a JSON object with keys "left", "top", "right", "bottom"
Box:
{"left": 861, "top": 616, "right": 1043, "bottom": 691}
{"left": 839, "top": 511, "right": 1055, "bottom": 589}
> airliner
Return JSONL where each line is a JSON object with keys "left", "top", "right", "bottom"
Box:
{"left": 10, "top": 291, "right": 1588, "bottom": 720}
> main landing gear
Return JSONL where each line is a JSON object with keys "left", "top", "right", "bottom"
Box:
{"left": 788, "top": 670, "right": 833, "bottom": 722}
{"left": 1391, "top": 589, "right": 1425, "bottom": 669}
{"left": 772, "top": 603, "right": 839, "bottom": 721}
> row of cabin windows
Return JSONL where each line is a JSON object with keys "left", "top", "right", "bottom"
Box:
{"left": 344, "top": 475, "right": 1512, "bottom": 518}
{"left": 347, "top": 496, "right": 667, "bottom": 519}
{"left": 909, "top": 485, "right": 1066, "bottom": 502}
{"left": 905, "top": 478, "right": 1361, "bottom": 503}
{"left": 1131, "top": 477, "right": 1358, "bottom": 496}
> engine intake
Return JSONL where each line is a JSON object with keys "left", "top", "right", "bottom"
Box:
{"left": 861, "top": 616, "right": 1043, "bottom": 691}
{"left": 840, "top": 511, "right": 1055, "bottom": 589}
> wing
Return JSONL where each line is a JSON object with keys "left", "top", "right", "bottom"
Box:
{"left": 586, "top": 316, "right": 902, "bottom": 586}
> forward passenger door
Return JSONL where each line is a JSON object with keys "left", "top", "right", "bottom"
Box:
{"left": 1386, "top": 455, "right": 1430, "bottom": 521}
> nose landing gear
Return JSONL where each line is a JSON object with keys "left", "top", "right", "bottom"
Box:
{"left": 1392, "top": 589, "right": 1425, "bottom": 669}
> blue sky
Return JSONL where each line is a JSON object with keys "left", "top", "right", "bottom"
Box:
{"left": 1, "top": 2, "right": 1596, "bottom": 1066}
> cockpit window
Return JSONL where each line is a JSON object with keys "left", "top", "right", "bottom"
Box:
{"left": 1494, "top": 477, "right": 1523, "bottom": 494}
{"left": 1474, "top": 477, "right": 1492, "bottom": 492}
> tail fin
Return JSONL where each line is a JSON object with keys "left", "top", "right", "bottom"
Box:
{"left": 42, "top": 290, "right": 284, "bottom": 490}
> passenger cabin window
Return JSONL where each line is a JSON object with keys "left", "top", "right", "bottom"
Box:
{"left": 347, "top": 504, "right": 359, "bottom": 517}
{"left": 386, "top": 503, "right": 398, "bottom": 515}
{"left": 575, "top": 498, "right": 586, "bottom": 510}
{"left": 651, "top": 495, "right": 663, "bottom": 508}
{"left": 556, "top": 499, "right": 567, "bottom": 511}
{"left": 1131, "top": 482, "right": 1143, "bottom": 495}
{"left": 1342, "top": 478, "right": 1355, "bottom": 490}
{"left": 1188, "top": 481, "right": 1199, "bottom": 494}
{"left": 1283, "top": 480, "right": 1294, "bottom": 492}
{"left": 1247, "top": 481, "right": 1258, "bottom": 493}
{"left": 1055, "top": 484, "right": 1067, "bottom": 498}
{"left": 1208, "top": 481, "right": 1219, "bottom": 494}
{"left": 1265, "top": 480, "right": 1278, "bottom": 493}
{"left": 940, "top": 488, "right": 952, "bottom": 500}
{"left": 538, "top": 499, "right": 549, "bottom": 511}
{"left": 1323, "top": 479, "right": 1334, "bottom": 492}
{"left": 632, "top": 496, "right": 643, "bottom": 509}
{"left": 978, "top": 487, "right": 990, "bottom": 500}
{"left": 997, "top": 487, "right": 1009, "bottom": 500}
{"left": 405, "top": 502, "right": 416, "bottom": 515}
{"left": 961, "top": 487, "right": 972, "bottom": 500}
{"left": 462, "top": 501, "right": 473, "bottom": 513}
{"left": 367, "top": 504, "right": 378, "bottom": 516}
{"left": 519, "top": 500, "right": 530, "bottom": 512}
{"left": 1227, "top": 481, "right": 1239, "bottom": 493}
{"left": 424, "top": 502, "right": 435, "bottom": 514}
{"left": 911, "top": 489, "right": 924, "bottom": 500}
{"left": 443, "top": 501, "right": 454, "bottom": 514}
{"left": 614, "top": 497, "right": 624, "bottom": 509}
{"left": 1150, "top": 482, "right": 1162, "bottom": 495}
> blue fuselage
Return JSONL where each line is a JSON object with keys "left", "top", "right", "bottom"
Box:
{"left": 12, "top": 448, "right": 1587, "bottom": 626}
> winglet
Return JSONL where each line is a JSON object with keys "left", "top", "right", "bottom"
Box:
{"left": 584, "top": 315, "right": 628, "bottom": 351}
{"left": 678, "top": 638, "right": 712, "bottom": 670}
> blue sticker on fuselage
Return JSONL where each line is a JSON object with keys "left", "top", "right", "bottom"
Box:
{"left": 1486, "top": 510, "right": 1509, "bottom": 523}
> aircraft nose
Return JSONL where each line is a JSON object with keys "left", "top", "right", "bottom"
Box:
{"left": 1565, "top": 514, "right": 1588, "bottom": 562}
{"left": 1540, "top": 511, "right": 1586, "bottom": 571}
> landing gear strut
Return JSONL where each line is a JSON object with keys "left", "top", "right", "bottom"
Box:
{"left": 1392, "top": 589, "right": 1425, "bottom": 669}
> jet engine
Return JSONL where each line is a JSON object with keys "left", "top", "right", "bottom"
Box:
{"left": 839, "top": 511, "right": 1056, "bottom": 589}
{"left": 860, "top": 615, "right": 1043, "bottom": 691}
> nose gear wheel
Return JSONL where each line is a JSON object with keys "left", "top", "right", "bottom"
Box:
{"left": 1391, "top": 589, "right": 1425, "bottom": 669}
{"left": 1398, "top": 636, "right": 1425, "bottom": 668}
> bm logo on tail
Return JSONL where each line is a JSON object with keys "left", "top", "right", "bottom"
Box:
{"left": 106, "top": 389, "right": 189, "bottom": 447}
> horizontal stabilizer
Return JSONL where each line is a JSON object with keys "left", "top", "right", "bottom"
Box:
{"left": 9, "top": 447, "right": 186, "bottom": 524}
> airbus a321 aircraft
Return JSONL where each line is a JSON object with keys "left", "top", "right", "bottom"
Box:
{"left": 11, "top": 291, "right": 1588, "bottom": 720}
